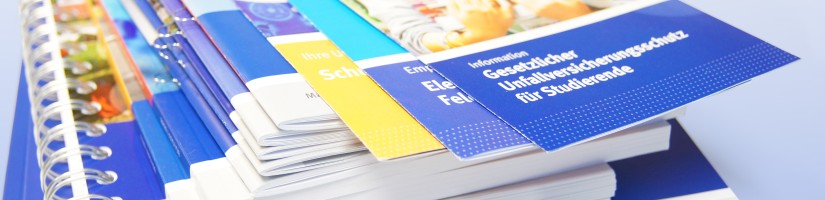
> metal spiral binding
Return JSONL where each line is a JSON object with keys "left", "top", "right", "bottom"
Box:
{"left": 44, "top": 169, "right": 117, "bottom": 200}
{"left": 151, "top": 18, "right": 190, "bottom": 87}
{"left": 20, "top": 0, "right": 118, "bottom": 199}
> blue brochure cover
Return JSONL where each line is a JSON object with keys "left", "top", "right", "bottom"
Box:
{"left": 185, "top": 0, "right": 345, "bottom": 132}
{"left": 349, "top": 0, "right": 799, "bottom": 152}
{"left": 291, "top": 0, "right": 533, "bottom": 159}
{"left": 187, "top": 0, "right": 295, "bottom": 81}
{"left": 610, "top": 119, "right": 731, "bottom": 199}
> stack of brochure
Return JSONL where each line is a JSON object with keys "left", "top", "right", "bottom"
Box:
{"left": 447, "top": 164, "right": 617, "bottom": 200}
{"left": 5, "top": 0, "right": 797, "bottom": 199}
{"left": 259, "top": 121, "right": 671, "bottom": 199}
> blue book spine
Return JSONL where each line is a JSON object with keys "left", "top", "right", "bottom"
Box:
{"left": 153, "top": 29, "right": 237, "bottom": 152}
{"left": 152, "top": 0, "right": 245, "bottom": 117}
{"left": 152, "top": 92, "right": 224, "bottom": 163}
{"left": 136, "top": 0, "right": 238, "bottom": 151}
{"left": 132, "top": 0, "right": 164, "bottom": 29}
{"left": 102, "top": 0, "right": 224, "bottom": 167}
{"left": 81, "top": 121, "right": 165, "bottom": 199}
{"left": 176, "top": 33, "right": 236, "bottom": 116}
{"left": 290, "top": 0, "right": 532, "bottom": 159}
{"left": 158, "top": 0, "right": 265, "bottom": 141}
{"left": 161, "top": 0, "right": 286, "bottom": 163}
{"left": 131, "top": 100, "right": 189, "bottom": 184}
{"left": 116, "top": 1, "right": 252, "bottom": 198}
{"left": 172, "top": 32, "right": 239, "bottom": 132}
{"left": 3, "top": 68, "right": 42, "bottom": 200}
{"left": 133, "top": 0, "right": 239, "bottom": 152}
{"left": 134, "top": 0, "right": 238, "bottom": 135}
{"left": 150, "top": 3, "right": 267, "bottom": 193}
{"left": 158, "top": 0, "right": 249, "bottom": 101}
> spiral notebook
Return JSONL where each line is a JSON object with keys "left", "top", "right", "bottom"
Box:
{"left": 15, "top": 0, "right": 166, "bottom": 198}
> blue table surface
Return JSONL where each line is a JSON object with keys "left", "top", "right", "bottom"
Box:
{"left": 0, "top": 0, "right": 823, "bottom": 199}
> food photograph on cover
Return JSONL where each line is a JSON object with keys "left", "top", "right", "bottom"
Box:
{"left": 345, "top": 0, "right": 637, "bottom": 54}
{"left": 1, "top": 0, "right": 822, "bottom": 199}
{"left": 55, "top": 2, "right": 132, "bottom": 124}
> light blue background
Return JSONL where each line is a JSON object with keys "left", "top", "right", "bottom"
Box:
{"left": 676, "top": 0, "right": 825, "bottom": 199}
{"left": 0, "top": 0, "right": 823, "bottom": 199}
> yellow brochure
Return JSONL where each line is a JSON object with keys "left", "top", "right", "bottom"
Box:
{"left": 271, "top": 34, "right": 444, "bottom": 160}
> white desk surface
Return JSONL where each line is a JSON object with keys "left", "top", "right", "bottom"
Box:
{"left": 0, "top": 0, "right": 823, "bottom": 199}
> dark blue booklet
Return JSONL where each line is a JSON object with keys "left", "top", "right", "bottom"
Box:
{"left": 610, "top": 119, "right": 733, "bottom": 199}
